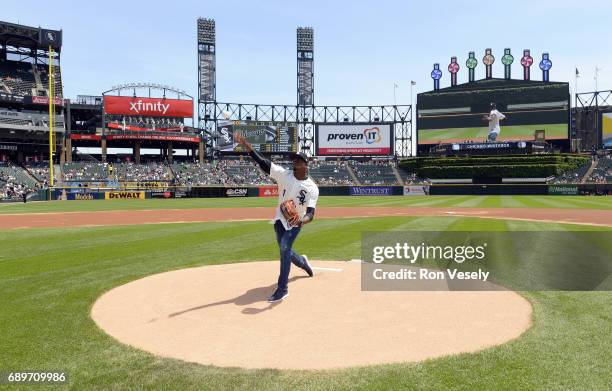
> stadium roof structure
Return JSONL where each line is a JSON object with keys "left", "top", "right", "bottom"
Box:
{"left": 104, "top": 83, "right": 192, "bottom": 99}
{"left": 0, "top": 20, "right": 62, "bottom": 51}
{"left": 420, "top": 78, "right": 569, "bottom": 95}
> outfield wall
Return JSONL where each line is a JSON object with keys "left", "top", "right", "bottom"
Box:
{"left": 35, "top": 183, "right": 612, "bottom": 202}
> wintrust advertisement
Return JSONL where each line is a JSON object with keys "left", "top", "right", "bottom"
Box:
{"left": 104, "top": 96, "right": 193, "bottom": 118}
{"left": 316, "top": 124, "right": 392, "bottom": 155}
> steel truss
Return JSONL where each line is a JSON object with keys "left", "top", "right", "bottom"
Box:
{"left": 576, "top": 90, "right": 612, "bottom": 108}
{"left": 573, "top": 90, "right": 612, "bottom": 151}
{"left": 200, "top": 102, "right": 413, "bottom": 157}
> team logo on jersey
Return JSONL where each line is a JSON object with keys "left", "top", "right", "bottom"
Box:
{"left": 298, "top": 190, "right": 307, "bottom": 205}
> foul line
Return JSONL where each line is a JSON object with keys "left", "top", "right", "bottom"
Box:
{"left": 312, "top": 266, "right": 343, "bottom": 272}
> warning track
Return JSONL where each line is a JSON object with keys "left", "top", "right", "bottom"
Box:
{"left": 1, "top": 206, "right": 611, "bottom": 229}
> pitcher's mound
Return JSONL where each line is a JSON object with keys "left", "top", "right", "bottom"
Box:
{"left": 91, "top": 261, "right": 532, "bottom": 370}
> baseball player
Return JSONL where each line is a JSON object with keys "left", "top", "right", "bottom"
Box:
{"left": 234, "top": 133, "right": 319, "bottom": 303}
{"left": 483, "top": 103, "right": 506, "bottom": 141}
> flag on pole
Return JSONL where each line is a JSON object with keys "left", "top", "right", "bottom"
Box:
{"left": 411, "top": 80, "right": 416, "bottom": 85}
{"left": 394, "top": 82, "right": 399, "bottom": 88}
{"left": 575, "top": 68, "right": 579, "bottom": 77}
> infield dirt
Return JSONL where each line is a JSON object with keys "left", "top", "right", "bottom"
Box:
{"left": 2, "top": 206, "right": 611, "bottom": 229}
{"left": 91, "top": 261, "right": 532, "bottom": 370}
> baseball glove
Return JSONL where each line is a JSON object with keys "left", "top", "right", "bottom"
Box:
{"left": 280, "top": 199, "right": 301, "bottom": 227}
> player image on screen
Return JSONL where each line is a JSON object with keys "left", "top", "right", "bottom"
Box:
{"left": 483, "top": 103, "right": 506, "bottom": 141}
{"left": 417, "top": 79, "right": 570, "bottom": 146}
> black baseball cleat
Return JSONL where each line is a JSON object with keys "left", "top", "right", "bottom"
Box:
{"left": 267, "top": 289, "right": 289, "bottom": 303}
{"left": 301, "top": 254, "right": 314, "bottom": 277}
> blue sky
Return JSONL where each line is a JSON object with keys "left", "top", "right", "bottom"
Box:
{"left": 3, "top": 0, "right": 610, "bottom": 107}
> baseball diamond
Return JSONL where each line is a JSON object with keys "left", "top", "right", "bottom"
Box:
{"left": 1, "top": 3, "right": 612, "bottom": 391}
{"left": 1, "top": 196, "right": 611, "bottom": 390}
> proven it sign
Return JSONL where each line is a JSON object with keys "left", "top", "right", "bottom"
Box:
{"left": 316, "top": 124, "right": 392, "bottom": 155}
{"left": 104, "top": 96, "right": 193, "bottom": 118}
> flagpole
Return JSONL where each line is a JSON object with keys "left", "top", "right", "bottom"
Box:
{"left": 410, "top": 82, "right": 414, "bottom": 111}
{"left": 393, "top": 83, "right": 397, "bottom": 106}
{"left": 575, "top": 68, "right": 578, "bottom": 107}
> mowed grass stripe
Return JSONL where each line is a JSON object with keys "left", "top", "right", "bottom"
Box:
{"left": 1, "top": 195, "right": 610, "bottom": 215}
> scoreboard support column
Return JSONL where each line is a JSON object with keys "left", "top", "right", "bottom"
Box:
{"left": 134, "top": 142, "right": 141, "bottom": 164}
{"left": 101, "top": 137, "right": 107, "bottom": 162}
{"left": 167, "top": 141, "right": 174, "bottom": 163}
{"left": 60, "top": 138, "right": 66, "bottom": 165}
{"left": 65, "top": 137, "right": 72, "bottom": 163}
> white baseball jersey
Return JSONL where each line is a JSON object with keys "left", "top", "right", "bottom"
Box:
{"left": 270, "top": 162, "right": 319, "bottom": 230}
{"left": 488, "top": 109, "right": 506, "bottom": 134}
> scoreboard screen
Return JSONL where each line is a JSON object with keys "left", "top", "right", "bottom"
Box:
{"left": 417, "top": 80, "right": 569, "bottom": 145}
{"left": 216, "top": 121, "right": 298, "bottom": 153}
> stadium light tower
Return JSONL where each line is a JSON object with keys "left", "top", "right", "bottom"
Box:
{"left": 297, "top": 27, "right": 314, "bottom": 155}
{"left": 297, "top": 27, "right": 314, "bottom": 106}
{"left": 197, "top": 18, "right": 216, "bottom": 124}
{"left": 197, "top": 18, "right": 216, "bottom": 160}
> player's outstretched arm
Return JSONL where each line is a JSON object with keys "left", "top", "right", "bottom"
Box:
{"left": 235, "top": 132, "right": 271, "bottom": 174}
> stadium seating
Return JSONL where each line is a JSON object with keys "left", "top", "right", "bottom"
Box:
{"left": 0, "top": 60, "right": 63, "bottom": 98}
{"left": 0, "top": 164, "right": 38, "bottom": 188}
{"left": 587, "top": 157, "right": 612, "bottom": 183}
{"left": 172, "top": 162, "right": 228, "bottom": 186}
{"left": 0, "top": 163, "right": 39, "bottom": 199}
{"left": 0, "top": 160, "right": 456, "bottom": 188}
{"left": 0, "top": 107, "right": 65, "bottom": 130}
{"left": 62, "top": 162, "right": 109, "bottom": 182}
{"left": 113, "top": 162, "right": 173, "bottom": 182}
{"left": 548, "top": 160, "right": 592, "bottom": 184}
{"left": 25, "top": 163, "right": 59, "bottom": 186}
{"left": 53, "top": 160, "right": 431, "bottom": 186}
{"left": 397, "top": 166, "right": 426, "bottom": 184}
{"left": 172, "top": 161, "right": 273, "bottom": 186}
{"left": 351, "top": 161, "right": 399, "bottom": 185}
{"left": 36, "top": 64, "right": 63, "bottom": 98}
{"left": 219, "top": 160, "right": 273, "bottom": 185}
{"left": 0, "top": 116, "right": 31, "bottom": 127}
{"left": 0, "top": 60, "right": 37, "bottom": 96}
{"left": 308, "top": 161, "right": 353, "bottom": 185}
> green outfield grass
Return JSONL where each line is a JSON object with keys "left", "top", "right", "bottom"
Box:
{"left": 0, "top": 195, "right": 611, "bottom": 214}
{"left": 418, "top": 123, "right": 567, "bottom": 143}
{"left": 1, "top": 211, "right": 611, "bottom": 390}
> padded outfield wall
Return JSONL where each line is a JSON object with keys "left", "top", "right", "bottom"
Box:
{"left": 34, "top": 183, "right": 612, "bottom": 202}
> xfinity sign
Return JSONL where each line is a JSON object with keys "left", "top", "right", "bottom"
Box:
{"left": 104, "top": 96, "right": 193, "bottom": 118}
{"left": 317, "top": 124, "right": 392, "bottom": 155}
{"left": 129, "top": 100, "right": 170, "bottom": 115}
